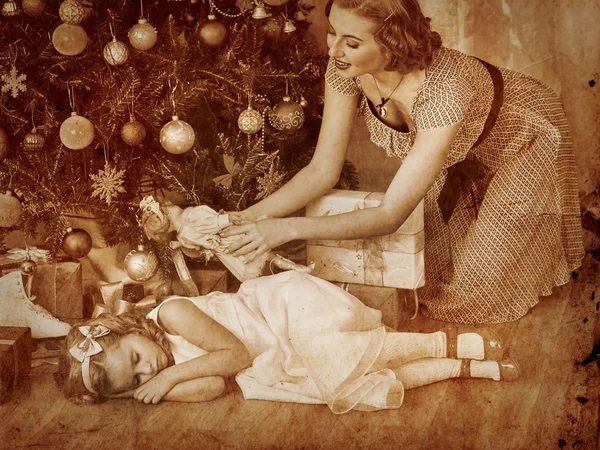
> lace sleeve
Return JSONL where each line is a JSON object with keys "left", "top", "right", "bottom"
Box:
{"left": 325, "top": 58, "right": 361, "bottom": 96}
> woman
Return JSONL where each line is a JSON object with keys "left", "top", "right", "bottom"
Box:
{"left": 222, "top": 0, "right": 584, "bottom": 324}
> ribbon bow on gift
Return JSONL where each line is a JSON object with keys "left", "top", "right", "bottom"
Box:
{"left": 92, "top": 281, "right": 157, "bottom": 318}
{"left": 69, "top": 325, "right": 110, "bottom": 395}
{"left": 6, "top": 246, "right": 50, "bottom": 263}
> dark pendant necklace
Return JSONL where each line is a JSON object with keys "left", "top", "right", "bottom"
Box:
{"left": 372, "top": 75, "right": 404, "bottom": 118}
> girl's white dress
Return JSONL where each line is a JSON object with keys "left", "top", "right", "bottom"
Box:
{"left": 146, "top": 271, "right": 403, "bottom": 413}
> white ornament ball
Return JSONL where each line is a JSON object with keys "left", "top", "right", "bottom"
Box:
{"left": 103, "top": 38, "right": 129, "bottom": 66}
{"left": 59, "top": 112, "right": 95, "bottom": 150}
{"left": 2, "top": 0, "right": 21, "bottom": 16}
{"left": 159, "top": 115, "right": 195, "bottom": 154}
{"left": 238, "top": 106, "right": 263, "bottom": 134}
{"left": 59, "top": 0, "right": 85, "bottom": 24}
{"left": 52, "top": 23, "right": 88, "bottom": 56}
{"left": 128, "top": 19, "right": 158, "bottom": 51}
{"left": 124, "top": 245, "right": 159, "bottom": 282}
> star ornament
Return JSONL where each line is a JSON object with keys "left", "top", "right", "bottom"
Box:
{"left": 90, "top": 163, "right": 126, "bottom": 205}
{"left": 1, "top": 65, "right": 27, "bottom": 98}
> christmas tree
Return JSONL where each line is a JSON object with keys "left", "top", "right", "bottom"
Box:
{"left": 0, "top": 0, "right": 358, "bottom": 265}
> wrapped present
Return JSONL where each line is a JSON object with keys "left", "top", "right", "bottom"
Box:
{"left": 186, "top": 260, "right": 231, "bottom": 295}
{"left": 306, "top": 189, "right": 425, "bottom": 289}
{"left": 0, "top": 327, "right": 32, "bottom": 403}
{"left": 0, "top": 249, "right": 83, "bottom": 319}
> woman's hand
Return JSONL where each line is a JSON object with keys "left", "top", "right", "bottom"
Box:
{"left": 220, "top": 218, "right": 291, "bottom": 263}
{"left": 134, "top": 371, "right": 175, "bottom": 404}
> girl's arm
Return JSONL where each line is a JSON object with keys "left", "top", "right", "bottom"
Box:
{"left": 238, "top": 83, "right": 360, "bottom": 222}
{"left": 222, "top": 122, "right": 462, "bottom": 262}
{"left": 134, "top": 298, "right": 252, "bottom": 404}
{"left": 161, "top": 376, "right": 225, "bottom": 403}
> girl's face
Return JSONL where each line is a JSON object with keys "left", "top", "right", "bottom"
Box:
{"left": 326, "top": 4, "right": 389, "bottom": 78}
{"left": 103, "top": 333, "right": 170, "bottom": 393}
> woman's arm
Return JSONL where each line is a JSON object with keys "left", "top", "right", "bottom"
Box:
{"left": 133, "top": 298, "right": 252, "bottom": 404}
{"left": 240, "top": 83, "right": 360, "bottom": 222}
{"left": 222, "top": 122, "right": 461, "bottom": 262}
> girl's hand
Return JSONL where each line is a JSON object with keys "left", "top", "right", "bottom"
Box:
{"left": 220, "top": 218, "right": 290, "bottom": 263}
{"left": 134, "top": 371, "right": 175, "bottom": 405}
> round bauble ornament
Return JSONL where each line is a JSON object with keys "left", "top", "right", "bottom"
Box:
{"left": 22, "top": 0, "right": 45, "bottom": 17}
{"left": 263, "top": 0, "right": 289, "bottom": 5}
{"left": 20, "top": 258, "right": 37, "bottom": 276}
{"left": 299, "top": 96, "right": 308, "bottom": 108}
{"left": 159, "top": 115, "right": 195, "bottom": 154}
{"left": 238, "top": 106, "right": 263, "bottom": 135}
{"left": 198, "top": 14, "right": 228, "bottom": 48}
{"left": 52, "top": 23, "right": 88, "bottom": 56}
{"left": 269, "top": 96, "right": 305, "bottom": 132}
{"left": 128, "top": 18, "right": 158, "bottom": 51}
{"left": 121, "top": 116, "right": 146, "bottom": 146}
{"left": 2, "top": 0, "right": 20, "bottom": 16}
{"left": 59, "top": 0, "right": 84, "bottom": 24}
{"left": 0, "top": 126, "right": 9, "bottom": 162}
{"left": 103, "top": 38, "right": 129, "bottom": 66}
{"left": 262, "top": 16, "right": 283, "bottom": 41}
{"left": 60, "top": 112, "right": 95, "bottom": 150}
{"left": 0, "top": 191, "right": 22, "bottom": 228}
{"left": 123, "top": 244, "right": 159, "bottom": 282}
{"left": 62, "top": 227, "right": 93, "bottom": 258}
{"left": 23, "top": 128, "right": 45, "bottom": 151}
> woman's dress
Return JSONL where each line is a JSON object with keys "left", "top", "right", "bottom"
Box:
{"left": 325, "top": 47, "right": 584, "bottom": 324}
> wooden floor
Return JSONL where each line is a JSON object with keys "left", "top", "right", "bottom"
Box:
{"left": 1, "top": 256, "right": 598, "bottom": 450}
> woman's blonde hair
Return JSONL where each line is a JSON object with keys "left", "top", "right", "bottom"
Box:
{"left": 326, "top": 0, "right": 442, "bottom": 73}
{"left": 54, "top": 313, "right": 173, "bottom": 404}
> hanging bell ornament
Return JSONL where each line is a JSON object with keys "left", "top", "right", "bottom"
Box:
{"left": 269, "top": 96, "right": 305, "bottom": 132}
{"left": 59, "top": 111, "right": 95, "bottom": 150}
{"left": 299, "top": 96, "right": 308, "bottom": 108}
{"left": 121, "top": 115, "right": 147, "bottom": 146}
{"left": 252, "top": 2, "right": 269, "bottom": 19}
{"left": 59, "top": 0, "right": 85, "bottom": 24}
{"left": 23, "top": 127, "right": 45, "bottom": 151}
{"left": 61, "top": 227, "right": 93, "bottom": 258}
{"left": 2, "top": 0, "right": 21, "bottom": 16}
{"left": 282, "top": 19, "right": 296, "bottom": 33}
{"left": 238, "top": 106, "right": 263, "bottom": 135}
{"left": 159, "top": 115, "right": 195, "bottom": 154}
{"left": 123, "top": 244, "right": 159, "bottom": 282}
{"left": 128, "top": 18, "right": 158, "bottom": 51}
{"left": 103, "top": 37, "right": 129, "bottom": 66}
{"left": 20, "top": 258, "right": 37, "bottom": 276}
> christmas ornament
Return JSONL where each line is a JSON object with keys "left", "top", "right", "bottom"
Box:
{"left": 22, "top": 0, "right": 46, "bottom": 17}
{"left": 198, "top": 14, "right": 228, "bottom": 48}
{"left": 52, "top": 23, "right": 88, "bottom": 56}
{"left": 159, "top": 115, "right": 195, "bottom": 154}
{"left": 23, "top": 127, "right": 45, "bottom": 151}
{"left": 262, "top": 16, "right": 283, "bottom": 41}
{"left": 103, "top": 38, "right": 129, "bottom": 66}
{"left": 263, "top": 0, "right": 289, "bottom": 5}
{"left": 20, "top": 258, "right": 37, "bottom": 276}
{"left": 121, "top": 116, "right": 146, "bottom": 146}
{"left": 123, "top": 244, "right": 159, "bottom": 282}
{"left": 270, "top": 96, "right": 305, "bottom": 132}
{"left": 90, "top": 162, "right": 126, "bottom": 205}
{"left": 213, "top": 154, "right": 241, "bottom": 188}
{"left": 2, "top": 0, "right": 20, "bottom": 16}
{"left": 58, "top": 0, "right": 84, "bottom": 24}
{"left": 128, "top": 18, "right": 158, "bottom": 51}
{"left": 0, "top": 191, "right": 22, "bottom": 227}
{"left": 251, "top": 2, "right": 269, "bottom": 19}
{"left": 60, "top": 111, "right": 95, "bottom": 150}
{"left": 282, "top": 19, "right": 296, "bottom": 33}
{"left": 0, "top": 126, "right": 9, "bottom": 162}
{"left": 62, "top": 227, "right": 93, "bottom": 258}
{"left": 299, "top": 96, "right": 308, "bottom": 108}
{"left": 238, "top": 105, "right": 263, "bottom": 134}
{"left": 1, "top": 65, "right": 27, "bottom": 98}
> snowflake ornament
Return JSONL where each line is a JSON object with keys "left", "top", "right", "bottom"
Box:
{"left": 255, "top": 160, "right": 286, "bottom": 200}
{"left": 1, "top": 65, "right": 27, "bottom": 98}
{"left": 90, "top": 163, "right": 126, "bottom": 205}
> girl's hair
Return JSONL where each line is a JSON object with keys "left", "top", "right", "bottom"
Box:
{"left": 140, "top": 197, "right": 173, "bottom": 243}
{"left": 326, "top": 0, "right": 442, "bottom": 73}
{"left": 54, "top": 313, "right": 173, "bottom": 404}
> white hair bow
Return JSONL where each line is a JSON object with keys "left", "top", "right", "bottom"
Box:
{"left": 69, "top": 325, "right": 110, "bottom": 395}
{"left": 139, "top": 196, "right": 164, "bottom": 220}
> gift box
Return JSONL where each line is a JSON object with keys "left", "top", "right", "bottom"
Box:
{"left": 173, "top": 260, "right": 232, "bottom": 295}
{"left": 0, "top": 327, "right": 32, "bottom": 403}
{"left": 306, "top": 189, "right": 425, "bottom": 289}
{"left": 0, "top": 250, "right": 84, "bottom": 319}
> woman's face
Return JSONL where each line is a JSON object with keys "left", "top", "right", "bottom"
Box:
{"left": 326, "top": 4, "right": 389, "bottom": 78}
{"left": 103, "top": 333, "right": 170, "bottom": 393}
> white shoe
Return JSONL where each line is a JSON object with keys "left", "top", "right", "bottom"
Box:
{"left": 0, "top": 271, "right": 71, "bottom": 339}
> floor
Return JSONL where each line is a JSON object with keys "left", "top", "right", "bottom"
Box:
{"left": 0, "top": 255, "right": 598, "bottom": 450}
